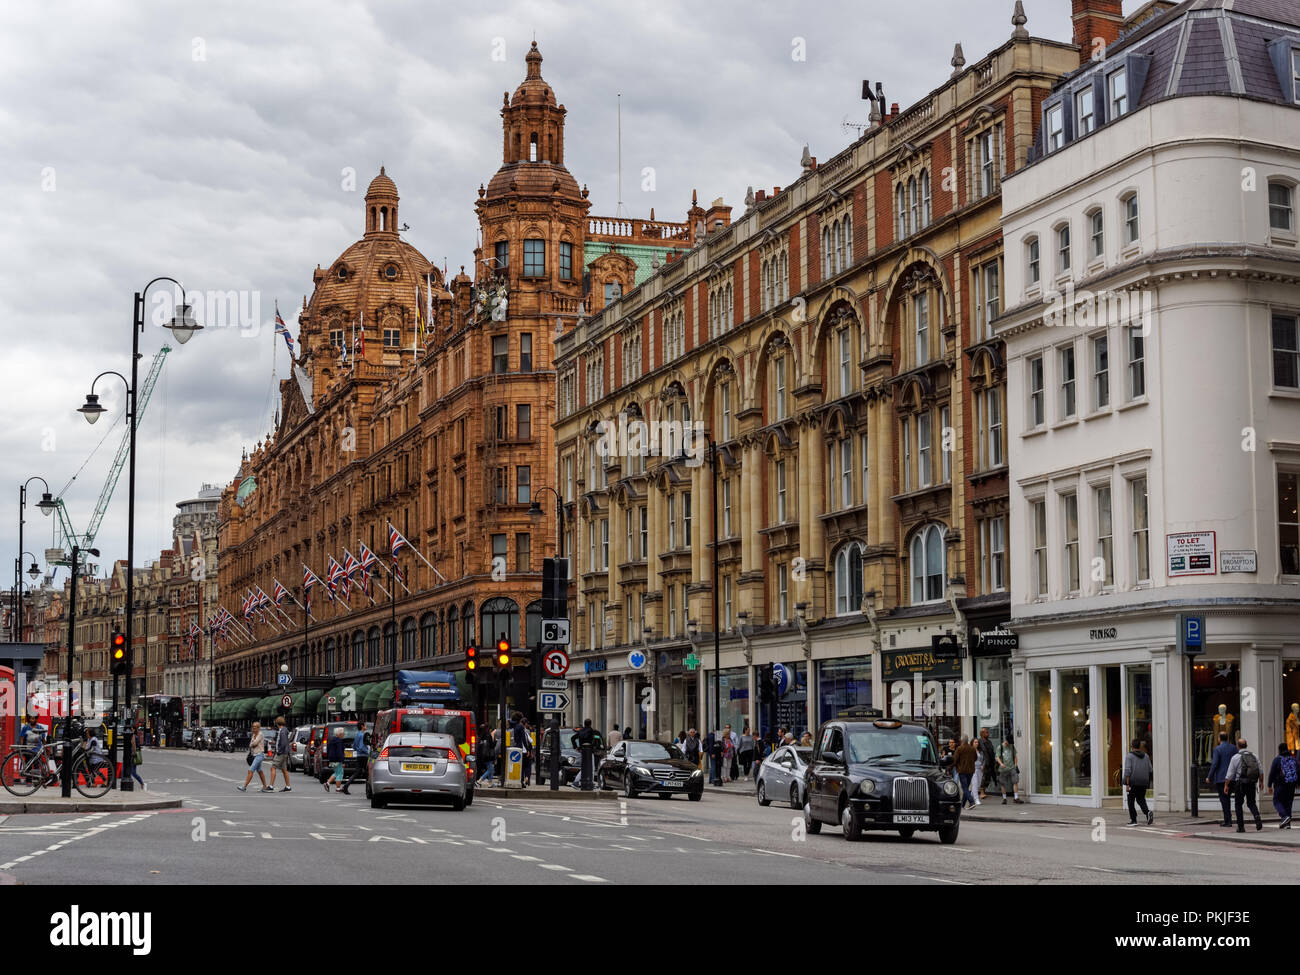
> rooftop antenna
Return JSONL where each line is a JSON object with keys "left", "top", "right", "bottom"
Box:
{"left": 616, "top": 92, "right": 625, "bottom": 219}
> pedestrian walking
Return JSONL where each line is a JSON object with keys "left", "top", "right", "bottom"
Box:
{"left": 722, "top": 725, "right": 737, "bottom": 782}
{"left": 477, "top": 724, "right": 497, "bottom": 784}
{"left": 971, "top": 740, "right": 985, "bottom": 808}
{"left": 624, "top": 725, "right": 634, "bottom": 742}
{"left": 323, "top": 726, "right": 348, "bottom": 792}
{"left": 739, "top": 725, "right": 754, "bottom": 777}
{"left": 238, "top": 722, "right": 271, "bottom": 792}
{"left": 976, "top": 728, "right": 996, "bottom": 799}
{"left": 340, "top": 721, "right": 370, "bottom": 795}
{"left": 939, "top": 737, "right": 956, "bottom": 777}
{"left": 129, "top": 726, "right": 146, "bottom": 790}
{"left": 954, "top": 736, "right": 978, "bottom": 808}
{"left": 996, "top": 736, "right": 1022, "bottom": 803}
{"left": 608, "top": 726, "right": 623, "bottom": 748}
{"left": 1224, "top": 738, "right": 1264, "bottom": 832}
{"left": 1206, "top": 732, "right": 1237, "bottom": 827}
{"left": 1123, "top": 738, "right": 1154, "bottom": 825}
{"left": 683, "top": 728, "right": 701, "bottom": 768}
{"left": 570, "top": 718, "right": 598, "bottom": 790}
{"left": 267, "top": 716, "right": 293, "bottom": 792}
{"left": 1266, "top": 743, "right": 1296, "bottom": 829}
{"left": 708, "top": 731, "right": 723, "bottom": 786}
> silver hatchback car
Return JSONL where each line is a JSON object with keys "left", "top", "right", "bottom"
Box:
{"left": 757, "top": 745, "right": 813, "bottom": 809}
{"left": 368, "top": 732, "right": 467, "bottom": 810}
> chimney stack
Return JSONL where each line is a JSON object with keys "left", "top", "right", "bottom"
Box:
{"left": 1072, "top": 0, "right": 1124, "bottom": 65}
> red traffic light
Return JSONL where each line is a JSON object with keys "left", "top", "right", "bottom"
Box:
{"left": 496, "top": 639, "right": 511, "bottom": 668}
{"left": 466, "top": 645, "right": 477, "bottom": 671}
{"left": 111, "top": 632, "right": 126, "bottom": 660}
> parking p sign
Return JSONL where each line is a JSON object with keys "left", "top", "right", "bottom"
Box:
{"left": 1178, "top": 613, "right": 1205, "bottom": 656}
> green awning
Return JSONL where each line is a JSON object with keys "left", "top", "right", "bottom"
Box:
{"left": 373, "top": 681, "right": 393, "bottom": 711}
{"left": 201, "top": 705, "right": 214, "bottom": 721}
{"left": 361, "top": 682, "right": 384, "bottom": 711}
{"left": 232, "top": 699, "right": 258, "bottom": 720}
{"left": 318, "top": 686, "right": 344, "bottom": 715}
{"left": 292, "top": 689, "right": 323, "bottom": 717}
{"left": 257, "top": 696, "right": 280, "bottom": 719}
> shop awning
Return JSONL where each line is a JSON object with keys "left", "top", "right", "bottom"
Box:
{"left": 231, "top": 699, "right": 258, "bottom": 720}
{"left": 361, "top": 682, "right": 385, "bottom": 711}
{"left": 292, "top": 689, "right": 323, "bottom": 717}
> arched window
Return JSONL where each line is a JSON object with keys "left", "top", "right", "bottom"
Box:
{"left": 352, "top": 630, "right": 364, "bottom": 670}
{"left": 835, "top": 219, "right": 846, "bottom": 273}
{"left": 383, "top": 622, "right": 397, "bottom": 665}
{"left": 844, "top": 215, "right": 853, "bottom": 265}
{"left": 481, "top": 597, "right": 519, "bottom": 648}
{"left": 908, "top": 178, "right": 919, "bottom": 235}
{"left": 367, "top": 626, "right": 381, "bottom": 667}
{"left": 909, "top": 524, "right": 947, "bottom": 605}
{"left": 402, "top": 617, "right": 417, "bottom": 661}
{"left": 778, "top": 252, "right": 788, "bottom": 302}
{"left": 447, "top": 605, "right": 459, "bottom": 652}
{"left": 526, "top": 600, "right": 544, "bottom": 648}
{"left": 822, "top": 227, "right": 831, "bottom": 277}
{"left": 920, "top": 170, "right": 931, "bottom": 227}
{"left": 529, "top": 131, "right": 538, "bottom": 162}
{"left": 461, "top": 600, "right": 476, "bottom": 646}
{"left": 420, "top": 612, "right": 435, "bottom": 658}
{"left": 834, "top": 542, "right": 865, "bottom": 616}
{"left": 896, "top": 184, "right": 907, "bottom": 238}
{"left": 324, "top": 637, "right": 335, "bottom": 673}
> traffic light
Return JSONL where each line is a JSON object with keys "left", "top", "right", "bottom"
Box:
{"left": 111, "top": 629, "right": 127, "bottom": 676}
{"left": 465, "top": 645, "right": 478, "bottom": 682}
{"left": 495, "top": 638, "right": 511, "bottom": 673}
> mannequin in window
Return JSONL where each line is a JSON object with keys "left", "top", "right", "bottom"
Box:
{"left": 1212, "top": 704, "right": 1234, "bottom": 742}
{"left": 1287, "top": 703, "right": 1299, "bottom": 753}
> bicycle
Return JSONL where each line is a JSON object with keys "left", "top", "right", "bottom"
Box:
{"left": 1, "top": 741, "right": 116, "bottom": 798}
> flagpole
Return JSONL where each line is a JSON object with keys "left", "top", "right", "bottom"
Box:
{"left": 358, "top": 539, "right": 404, "bottom": 596}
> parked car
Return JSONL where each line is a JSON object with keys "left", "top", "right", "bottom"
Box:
{"left": 290, "top": 726, "right": 311, "bottom": 772}
{"left": 597, "top": 739, "right": 703, "bottom": 800}
{"left": 368, "top": 732, "right": 467, "bottom": 810}
{"left": 181, "top": 728, "right": 195, "bottom": 748}
{"left": 312, "top": 721, "right": 360, "bottom": 782}
{"left": 803, "top": 717, "right": 962, "bottom": 844}
{"left": 757, "top": 745, "right": 813, "bottom": 809}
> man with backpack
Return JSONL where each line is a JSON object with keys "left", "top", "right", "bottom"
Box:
{"left": 1224, "top": 738, "right": 1264, "bottom": 832}
{"left": 1122, "top": 738, "right": 1154, "bottom": 825}
{"left": 1266, "top": 743, "right": 1296, "bottom": 829}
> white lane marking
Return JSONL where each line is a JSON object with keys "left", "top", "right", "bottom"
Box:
{"left": 511, "top": 854, "right": 542, "bottom": 862}
{"left": 1074, "top": 864, "right": 1121, "bottom": 873}
{"left": 568, "top": 874, "right": 608, "bottom": 883}
{"left": 485, "top": 847, "right": 514, "bottom": 854}
{"left": 751, "top": 848, "right": 802, "bottom": 858}
{"left": 539, "top": 863, "right": 572, "bottom": 871}
{"left": 0, "top": 812, "right": 156, "bottom": 871}
{"left": 172, "top": 763, "right": 237, "bottom": 783}
{"left": 901, "top": 874, "right": 971, "bottom": 885}
{"left": 618, "top": 800, "right": 627, "bottom": 826}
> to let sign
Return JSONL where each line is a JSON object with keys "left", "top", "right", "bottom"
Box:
{"left": 1167, "top": 531, "right": 1216, "bottom": 577}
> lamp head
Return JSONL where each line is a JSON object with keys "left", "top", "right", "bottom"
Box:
{"left": 78, "top": 393, "right": 107, "bottom": 425}
{"left": 37, "top": 493, "right": 57, "bottom": 516}
{"left": 164, "top": 302, "right": 202, "bottom": 344}
{"left": 527, "top": 500, "right": 544, "bottom": 520}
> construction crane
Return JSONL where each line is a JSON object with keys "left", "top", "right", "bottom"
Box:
{"left": 49, "top": 345, "right": 172, "bottom": 568}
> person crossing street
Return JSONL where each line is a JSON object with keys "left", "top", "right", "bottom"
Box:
{"left": 340, "top": 721, "right": 370, "bottom": 795}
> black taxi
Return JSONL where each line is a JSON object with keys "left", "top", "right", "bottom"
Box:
{"left": 803, "top": 716, "right": 962, "bottom": 844}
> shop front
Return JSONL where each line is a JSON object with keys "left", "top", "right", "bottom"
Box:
{"left": 815, "top": 655, "right": 873, "bottom": 726}
{"left": 705, "top": 666, "right": 749, "bottom": 736}
{"left": 880, "top": 644, "right": 965, "bottom": 745}
{"left": 654, "top": 646, "right": 697, "bottom": 741}
{"left": 756, "top": 660, "right": 810, "bottom": 741}
{"left": 968, "top": 612, "right": 1016, "bottom": 746}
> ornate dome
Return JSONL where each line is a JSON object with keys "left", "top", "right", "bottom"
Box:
{"left": 366, "top": 166, "right": 398, "bottom": 199}
{"left": 510, "top": 41, "right": 556, "bottom": 108}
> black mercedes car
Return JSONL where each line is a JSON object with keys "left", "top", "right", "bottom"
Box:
{"left": 803, "top": 718, "right": 962, "bottom": 843}
{"left": 598, "top": 740, "right": 704, "bottom": 800}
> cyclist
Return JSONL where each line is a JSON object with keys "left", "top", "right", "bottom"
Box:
{"left": 19, "top": 715, "right": 46, "bottom": 781}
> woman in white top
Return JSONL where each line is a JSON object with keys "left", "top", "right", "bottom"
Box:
{"left": 238, "top": 722, "right": 272, "bottom": 792}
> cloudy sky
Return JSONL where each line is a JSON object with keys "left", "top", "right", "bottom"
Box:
{"left": 0, "top": 0, "right": 1073, "bottom": 589}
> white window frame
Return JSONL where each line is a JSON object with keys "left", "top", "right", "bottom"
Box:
{"left": 1123, "top": 192, "right": 1140, "bottom": 246}
{"left": 1046, "top": 105, "right": 1064, "bottom": 152}
{"left": 1076, "top": 87, "right": 1095, "bottom": 135}
{"left": 1096, "top": 484, "right": 1114, "bottom": 589}
{"left": 777, "top": 563, "right": 789, "bottom": 623}
{"left": 722, "top": 478, "right": 732, "bottom": 536}
{"left": 940, "top": 405, "right": 951, "bottom": 483}
{"left": 1108, "top": 67, "right": 1128, "bottom": 118}
{"left": 909, "top": 524, "right": 946, "bottom": 605}
{"left": 1056, "top": 222, "right": 1071, "bottom": 275}
{"left": 1273, "top": 313, "right": 1299, "bottom": 390}
{"left": 1088, "top": 208, "right": 1104, "bottom": 261}
{"left": 901, "top": 419, "right": 912, "bottom": 493}
{"left": 1131, "top": 476, "right": 1150, "bottom": 583}
{"left": 1092, "top": 333, "right": 1110, "bottom": 411}
{"left": 1269, "top": 181, "right": 1295, "bottom": 234}
{"left": 1026, "top": 236, "right": 1040, "bottom": 288}
{"left": 834, "top": 543, "right": 865, "bottom": 616}
{"left": 1028, "top": 355, "right": 1045, "bottom": 428}
{"left": 840, "top": 437, "right": 852, "bottom": 507}
{"left": 776, "top": 460, "right": 787, "bottom": 524}
{"left": 914, "top": 292, "right": 929, "bottom": 367}
{"left": 1127, "top": 326, "right": 1146, "bottom": 400}
{"left": 838, "top": 328, "right": 852, "bottom": 397}
{"left": 774, "top": 356, "right": 787, "bottom": 420}
{"left": 1060, "top": 344, "right": 1077, "bottom": 419}
{"left": 1032, "top": 499, "right": 1048, "bottom": 597}
{"left": 918, "top": 411, "right": 932, "bottom": 488}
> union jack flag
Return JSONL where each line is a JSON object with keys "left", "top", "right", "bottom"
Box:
{"left": 275, "top": 302, "right": 295, "bottom": 360}
{"left": 388, "top": 523, "right": 409, "bottom": 558}
{"left": 303, "top": 565, "right": 324, "bottom": 612}
{"left": 273, "top": 580, "right": 290, "bottom": 605}
{"left": 358, "top": 542, "right": 379, "bottom": 574}
{"left": 242, "top": 592, "right": 255, "bottom": 621}
{"left": 326, "top": 556, "right": 347, "bottom": 596}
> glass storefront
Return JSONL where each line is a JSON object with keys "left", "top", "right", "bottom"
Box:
{"left": 817, "top": 656, "right": 872, "bottom": 726}
{"left": 706, "top": 667, "right": 749, "bottom": 736}
{"left": 1284, "top": 662, "right": 1300, "bottom": 753}
{"left": 1032, "top": 671, "right": 1053, "bottom": 794}
{"left": 974, "top": 654, "right": 1013, "bottom": 743}
{"left": 1060, "top": 669, "right": 1091, "bottom": 795}
{"left": 1191, "top": 660, "right": 1238, "bottom": 789}
{"left": 757, "top": 661, "right": 809, "bottom": 740}
{"left": 1102, "top": 666, "right": 1122, "bottom": 797}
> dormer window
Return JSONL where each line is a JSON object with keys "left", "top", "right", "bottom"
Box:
{"left": 1108, "top": 67, "right": 1128, "bottom": 118}
{"left": 337, "top": 266, "right": 348, "bottom": 281}
{"left": 1076, "top": 87, "right": 1095, "bottom": 135}
{"left": 384, "top": 264, "right": 398, "bottom": 281}
{"left": 1046, "top": 105, "right": 1064, "bottom": 152}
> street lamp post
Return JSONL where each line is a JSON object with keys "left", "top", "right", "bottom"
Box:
{"left": 78, "top": 276, "right": 200, "bottom": 791}
{"left": 62, "top": 545, "right": 98, "bottom": 797}
{"left": 529, "top": 486, "right": 566, "bottom": 791}
{"left": 17, "top": 476, "right": 56, "bottom": 641}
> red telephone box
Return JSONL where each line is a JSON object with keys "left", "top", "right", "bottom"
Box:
{"left": 0, "top": 665, "right": 15, "bottom": 756}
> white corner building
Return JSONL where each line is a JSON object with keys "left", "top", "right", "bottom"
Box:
{"left": 996, "top": 0, "right": 1300, "bottom": 809}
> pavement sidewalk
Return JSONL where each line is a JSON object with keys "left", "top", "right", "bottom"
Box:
{"left": 701, "top": 780, "right": 1299, "bottom": 844}
{"left": 0, "top": 787, "right": 181, "bottom": 816}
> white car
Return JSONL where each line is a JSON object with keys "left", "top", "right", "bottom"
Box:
{"left": 757, "top": 745, "right": 813, "bottom": 809}
{"left": 290, "top": 726, "right": 311, "bottom": 771}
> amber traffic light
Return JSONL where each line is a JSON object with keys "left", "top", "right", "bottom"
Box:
{"left": 496, "top": 639, "right": 511, "bottom": 670}
{"left": 465, "top": 645, "right": 477, "bottom": 671}
{"left": 111, "top": 630, "right": 127, "bottom": 676}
